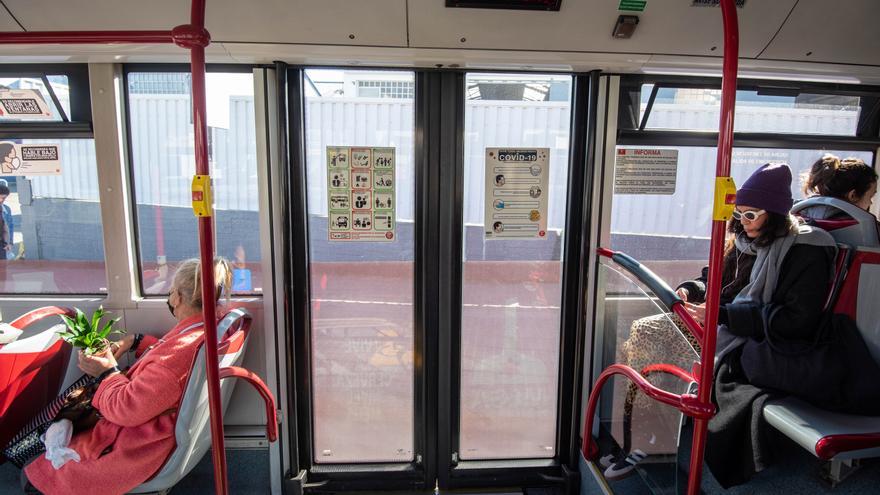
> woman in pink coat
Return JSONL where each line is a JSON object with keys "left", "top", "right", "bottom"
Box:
{"left": 22, "top": 257, "right": 232, "bottom": 495}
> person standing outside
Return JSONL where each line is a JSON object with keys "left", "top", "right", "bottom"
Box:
{"left": 0, "top": 183, "right": 12, "bottom": 259}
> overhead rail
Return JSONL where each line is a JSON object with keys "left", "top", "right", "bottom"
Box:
{"left": 582, "top": 1, "right": 739, "bottom": 494}
{"left": 0, "top": 1, "right": 276, "bottom": 494}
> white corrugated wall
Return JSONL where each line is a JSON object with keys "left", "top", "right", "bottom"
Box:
{"left": 464, "top": 100, "right": 572, "bottom": 230}
{"left": 28, "top": 97, "right": 868, "bottom": 239}
{"left": 31, "top": 95, "right": 259, "bottom": 211}
{"left": 304, "top": 97, "right": 416, "bottom": 221}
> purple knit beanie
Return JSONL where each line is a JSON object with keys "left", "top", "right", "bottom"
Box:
{"left": 735, "top": 163, "right": 793, "bottom": 215}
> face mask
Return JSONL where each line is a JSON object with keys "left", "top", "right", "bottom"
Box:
{"left": 10, "top": 157, "right": 20, "bottom": 169}
{"left": 166, "top": 299, "right": 175, "bottom": 317}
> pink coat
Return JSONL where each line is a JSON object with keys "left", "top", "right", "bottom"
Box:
{"left": 26, "top": 315, "right": 206, "bottom": 495}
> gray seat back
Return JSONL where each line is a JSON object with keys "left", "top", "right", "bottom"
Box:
{"left": 793, "top": 196, "right": 880, "bottom": 248}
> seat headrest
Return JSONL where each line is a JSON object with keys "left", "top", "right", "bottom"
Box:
{"left": 793, "top": 197, "right": 880, "bottom": 248}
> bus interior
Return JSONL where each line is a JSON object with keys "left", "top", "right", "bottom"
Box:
{"left": 0, "top": 1, "right": 879, "bottom": 494}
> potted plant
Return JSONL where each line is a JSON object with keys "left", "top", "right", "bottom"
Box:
{"left": 58, "top": 306, "right": 124, "bottom": 355}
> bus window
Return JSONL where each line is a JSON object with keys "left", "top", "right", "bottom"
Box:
{"left": 639, "top": 84, "right": 862, "bottom": 136}
{"left": 126, "top": 71, "right": 261, "bottom": 296}
{"left": 0, "top": 76, "right": 71, "bottom": 122}
{"left": 0, "top": 138, "right": 107, "bottom": 294}
{"left": 610, "top": 146, "right": 874, "bottom": 287}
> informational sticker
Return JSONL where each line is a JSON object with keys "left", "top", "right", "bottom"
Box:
{"left": 614, "top": 148, "right": 678, "bottom": 194}
{"left": 327, "top": 146, "right": 396, "bottom": 242}
{"left": 0, "top": 89, "right": 53, "bottom": 120}
{"left": 0, "top": 141, "right": 61, "bottom": 176}
{"left": 484, "top": 148, "right": 550, "bottom": 239}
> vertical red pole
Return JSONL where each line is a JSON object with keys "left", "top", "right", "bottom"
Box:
{"left": 191, "top": 45, "right": 229, "bottom": 495}
{"left": 686, "top": 1, "right": 738, "bottom": 494}
{"left": 174, "top": 0, "right": 229, "bottom": 493}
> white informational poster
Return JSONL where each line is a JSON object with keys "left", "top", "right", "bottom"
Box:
{"left": 614, "top": 148, "right": 678, "bottom": 194}
{"left": 0, "top": 89, "right": 53, "bottom": 120}
{"left": 484, "top": 148, "right": 550, "bottom": 239}
{"left": 0, "top": 142, "right": 61, "bottom": 176}
{"left": 327, "top": 146, "right": 396, "bottom": 242}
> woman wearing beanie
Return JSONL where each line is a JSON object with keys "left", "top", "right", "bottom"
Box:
{"left": 605, "top": 163, "right": 832, "bottom": 482}
{"left": 603, "top": 164, "right": 839, "bottom": 485}
{"left": 700, "top": 163, "right": 844, "bottom": 488}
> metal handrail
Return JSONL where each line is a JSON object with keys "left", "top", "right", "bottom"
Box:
{"left": 597, "top": 248, "right": 704, "bottom": 345}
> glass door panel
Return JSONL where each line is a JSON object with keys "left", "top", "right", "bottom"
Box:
{"left": 459, "top": 73, "right": 572, "bottom": 460}
{"left": 303, "top": 69, "right": 416, "bottom": 463}
{"left": 592, "top": 259, "right": 699, "bottom": 494}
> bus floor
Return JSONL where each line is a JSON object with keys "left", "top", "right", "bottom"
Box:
{"left": 0, "top": 448, "right": 270, "bottom": 494}
{"left": 580, "top": 422, "right": 880, "bottom": 495}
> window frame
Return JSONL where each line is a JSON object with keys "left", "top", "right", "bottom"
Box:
{"left": 0, "top": 64, "right": 106, "bottom": 296}
{"left": 121, "top": 63, "right": 263, "bottom": 299}
{"left": 616, "top": 74, "right": 880, "bottom": 150}
{"left": 0, "top": 64, "right": 93, "bottom": 139}
{"left": 283, "top": 65, "right": 595, "bottom": 493}
{"left": 610, "top": 75, "right": 879, "bottom": 299}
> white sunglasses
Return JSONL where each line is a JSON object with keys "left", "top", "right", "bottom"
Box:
{"left": 732, "top": 209, "right": 766, "bottom": 222}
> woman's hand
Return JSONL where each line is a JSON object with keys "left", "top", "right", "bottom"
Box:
{"left": 676, "top": 288, "right": 689, "bottom": 302}
{"left": 78, "top": 348, "right": 119, "bottom": 378}
{"left": 110, "top": 333, "right": 136, "bottom": 360}
{"left": 685, "top": 302, "right": 706, "bottom": 326}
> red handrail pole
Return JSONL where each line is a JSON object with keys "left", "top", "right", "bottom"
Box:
{"left": 176, "top": 1, "right": 228, "bottom": 493}
{"left": 219, "top": 366, "right": 279, "bottom": 442}
{"left": 192, "top": 46, "right": 228, "bottom": 495}
{"left": 671, "top": 303, "right": 704, "bottom": 345}
{"left": 0, "top": 31, "right": 173, "bottom": 44}
{"left": 687, "top": 1, "right": 738, "bottom": 494}
{"left": 0, "top": 2, "right": 228, "bottom": 493}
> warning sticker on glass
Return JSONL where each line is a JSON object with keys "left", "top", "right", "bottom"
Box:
{"left": 0, "top": 142, "right": 61, "bottom": 176}
{"left": 0, "top": 89, "right": 53, "bottom": 120}
{"left": 614, "top": 148, "right": 678, "bottom": 194}
{"left": 484, "top": 148, "right": 550, "bottom": 240}
{"left": 326, "top": 146, "right": 396, "bottom": 242}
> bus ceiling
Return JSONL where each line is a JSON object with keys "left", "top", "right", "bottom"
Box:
{"left": 0, "top": 1, "right": 875, "bottom": 82}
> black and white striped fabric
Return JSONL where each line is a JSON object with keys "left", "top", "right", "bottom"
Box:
{"left": 2, "top": 375, "right": 91, "bottom": 467}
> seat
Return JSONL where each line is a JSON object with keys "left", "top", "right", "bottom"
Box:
{"left": 763, "top": 246, "right": 880, "bottom": 481}
{"left": 129, "top": 308, "right": 253, "bottom": 494}
{"left": 793, "top": 196, "right": 880, "bottom": 248}
{"left": 0, "top": 306, "right": 74, "bottom": 460}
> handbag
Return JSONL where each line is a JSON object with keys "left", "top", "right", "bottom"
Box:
{"left": 740, "top": 305, "right": 846, "bottom": 407}
{"left": 2, "top": 374, "right": 101, "bottom": 467}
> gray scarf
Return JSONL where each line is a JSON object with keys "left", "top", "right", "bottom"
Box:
{"left": 715, "top": 221, "right": 837, "bottom": 362}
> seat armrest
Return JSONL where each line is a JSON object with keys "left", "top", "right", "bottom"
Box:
{"left": 10, "top": 306, "right": 75, "bottom": 330}
{"left": 218, "top": 366, "right": 278, "bottom": 442}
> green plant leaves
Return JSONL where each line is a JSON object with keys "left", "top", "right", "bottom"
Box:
{"left": 58, "top": 306, "right": 125, "bottom": 354}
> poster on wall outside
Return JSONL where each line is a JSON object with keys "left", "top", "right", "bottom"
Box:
{"left": 484, "top": 147, "right": 550, "bottom": 239}
{"left": 0, "top": 142, "right": 61, "bottom": 176}
{"left": 0, "top": 89, "right": 53, "bottom": 120}
{"left": 327, "top": 146, "right": 396, "bottom": 242}
{"left": 614, "top": 148, "right": 678, "bottom": 194}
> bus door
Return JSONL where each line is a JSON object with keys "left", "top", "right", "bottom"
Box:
{"left": 284, "top": 68, "right": 592, "bottom": 492}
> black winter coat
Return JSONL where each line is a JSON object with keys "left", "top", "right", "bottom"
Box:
{"left": 704, "top": 243, "right": 836, "bottom": 488}
{"left": 675, "top": 244, "right": 832, "bottom": 343}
